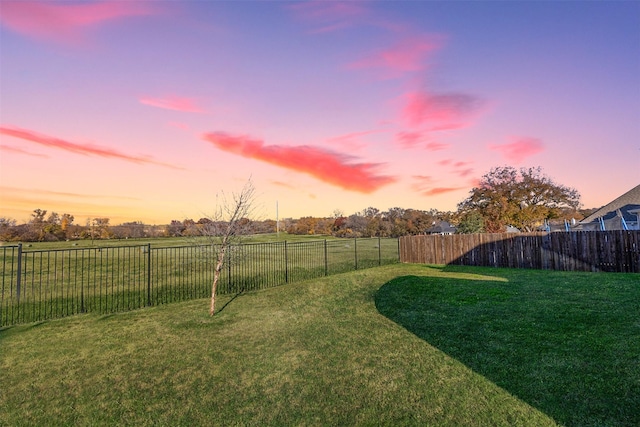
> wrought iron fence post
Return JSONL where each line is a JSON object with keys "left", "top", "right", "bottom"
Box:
{"left": 16, "top": 243, "right": 22, "bottom": 302}
{"left": 354, "top": 237, "right": 358, "bottom": 270}
{"left": 285, "top": 241, "right": 289, "bottom": 283}
{"left": 324, "top": 240, "right": 328, "bottom": 276}
{"left": 146, "top": 243, "right": 152, "bottom": 306}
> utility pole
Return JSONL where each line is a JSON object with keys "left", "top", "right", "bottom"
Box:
{"left": 276, "top": 200, "right": 280, "bottom": 238}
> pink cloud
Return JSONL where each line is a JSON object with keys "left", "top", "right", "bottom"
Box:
{"left": 402, "top": 90, "right": 485, "bottom": 130}
{"left": 411, "top": 175, "right": 464, "bottom": 196}
{"left": 0, "top": 145, "right": 49, "bottom": 158}
{"left": 0, "top": 1, "right": 157, "bottom": 45}
{"left": 349, "top": 35, "right": 442, "bottom": 78}
{"left": 425, "top": 141, "right": 450, "bottom": 151}
{"left": 203, "top": 132, "right": 396, "bottom": 193}
{"left": 0, "top": 125, "right": 181, "bottom": 169}
{"left": 326, "top": 129, "right": 383, "bottom": 151}
{"left": 140, "top": 96, "right": 207, "bottom": 113}
{"left": 434, "top": 158, "right": 475, "bottom": 178}
{"left": 287, "top": 0, "right": 369, "bottom": 33}
{"left": 395, "top": 132, "right": 450, "bottom": 151}
{"left": 454, "top": 168, "right": 474, "bottom": 178}
{"left": 448, "top": 160, "right": 474, "bottom": 178}
{"left": 421, "top": 187, "right": 465, "bottom": 196}
{"left": 396, "top": 131, "right": 424, "bottom": 149}
{"left": 489, "top": 137, "right": 545, "bottom": 163}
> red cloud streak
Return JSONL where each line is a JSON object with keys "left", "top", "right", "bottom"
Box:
{"left": 0, "top": 1, "right": 155, "bottom": 44}
{"left": 0, "top": 126, "right": 180, "bottom": 169}
{"left": 490, "top": 137, "right": 545, "bottom": 163}
{"left": 203, "top": 132, "right": 396, "bottom": 193}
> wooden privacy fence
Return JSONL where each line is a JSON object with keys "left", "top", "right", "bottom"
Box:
{"left": 399, "top": 231, "right": 640, "bottom": 273}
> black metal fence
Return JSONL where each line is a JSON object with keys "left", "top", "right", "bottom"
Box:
{"left": 0, "top": 238, "right": 399, "bottom": 327}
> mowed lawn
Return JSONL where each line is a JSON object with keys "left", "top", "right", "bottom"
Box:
{"left": 1, "top": 264, "right": 638, "bottom": 426}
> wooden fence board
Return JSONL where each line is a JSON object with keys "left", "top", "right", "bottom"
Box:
{"left": 399, "top": 231, "right": 640, "bottom": 273}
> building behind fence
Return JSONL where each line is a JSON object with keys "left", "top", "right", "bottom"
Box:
{"left": 400, "top": 230, "right": 640, "bottom": 273}
{"left": 0, "top": 238, "right": 399, "bottom": 327}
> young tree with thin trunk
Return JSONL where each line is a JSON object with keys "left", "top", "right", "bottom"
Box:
{"left": 199, "top": 179, "right": 257, "bottom": 316}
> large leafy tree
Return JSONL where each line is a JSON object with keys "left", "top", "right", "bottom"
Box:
{"left": 456, "top": 211, "right": 485, "bottom": 234}
{"left": 458, "top": 166, "right": 581, "bottom": 232}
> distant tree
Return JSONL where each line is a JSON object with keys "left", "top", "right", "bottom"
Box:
{"left": 182, "top": 219, "right": 200, "bottom": 236}
{"left": 332, "top": 216, "right": 348, "bottom": 235}
{"left": 0, "top": 217, "right": 17, "bottom": 241}
{"left": 84, "top": 217, "right": 112, "bottom": 241}
{"left": 253, "top": 219, "right": 277, "bottom": 234}
{"left": 362, "top": 207, "right": 380, "bottom": 218}
{"left": 28, "top": 209, "right": 48, "bottom": 241}
{"left": 167, "top": 220, "right": 186, "bottom": 237}
{"left": 458, "top": 166, "right": 580, "bottom": 232}
{"left": 456, "top": 211, "right": 485, "bottom": 234}
{"left": 402, "top": 209, "right": 433, "bottom": 235}
{"left": 344, "top": 213, "right": 368, "bottom": 237}
{"left": 383, "top": 207, "right": 407, "bottom": 237}
{"left": 31, "top": 209, "right": 47, "bottom": 224}
{"left": 60, "top": 214, "right": 74, "bottom": 239}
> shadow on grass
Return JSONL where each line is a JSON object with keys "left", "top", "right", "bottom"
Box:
{"left": 217, "top": 290, "right": 244, "bottom": 314}
{"left": 375, "top": 273, "right": 640, "bottom": 427}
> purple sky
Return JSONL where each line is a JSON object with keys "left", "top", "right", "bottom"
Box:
{"left": 1, "top": 1, "right": 639, "bottom": 224}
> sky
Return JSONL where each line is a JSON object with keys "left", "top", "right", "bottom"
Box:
{"left": 1, "top": 0, "right": 639, "bottom": 225}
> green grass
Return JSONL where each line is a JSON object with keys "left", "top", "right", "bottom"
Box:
{"left": 1, "top": 264, "right": 638, "bottom": 426}
{"left": 375, "top": 265, "right": 640, "bottom": 427}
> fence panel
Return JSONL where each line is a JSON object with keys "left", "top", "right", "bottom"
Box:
{"left": 399, "top": 231, "right": 640, "bottom": 273}
{"left": 0, "top": 237, "right": 400, "bottom": 327}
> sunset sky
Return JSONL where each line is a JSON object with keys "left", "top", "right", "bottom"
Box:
{"left": 1, "top": 0, "right": 639, "bottom": 225}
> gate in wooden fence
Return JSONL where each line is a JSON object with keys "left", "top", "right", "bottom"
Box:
{"left": 399, "top": 231, "right": 640, "bottom": 273}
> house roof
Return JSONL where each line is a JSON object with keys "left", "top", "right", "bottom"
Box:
{"left": 580, "top": 183, "right": 640, "bottom": 224}
{"left": 426, "top": 220, "right": 457, "bottom": 234}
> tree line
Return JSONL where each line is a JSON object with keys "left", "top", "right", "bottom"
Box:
{"left": 0, "top": 166, "right": 593, "bottom": 243}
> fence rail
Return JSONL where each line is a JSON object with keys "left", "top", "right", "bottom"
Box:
{"left": 0, "top": 237, "right": 399, "bottom": 327}
{"left": 400, "top": 231, "right": 640, "bottom": 273}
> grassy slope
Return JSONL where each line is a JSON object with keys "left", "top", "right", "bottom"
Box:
{"left": 2, "top": 264, "right": 637, "bottom": 426}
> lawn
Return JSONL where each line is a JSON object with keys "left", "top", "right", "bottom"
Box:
{"left": 1, "top": 264, "right": 638, "bottom": 426}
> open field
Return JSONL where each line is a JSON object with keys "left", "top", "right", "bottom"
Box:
{"left": 1, "top": 232, "right": 330, "bottom": 250}
{"left": 2, "top": 264, "right": 638, "bottom": 426}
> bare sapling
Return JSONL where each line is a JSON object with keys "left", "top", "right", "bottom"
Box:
{"left": 201, "top": 179, "right": 257, "bottom": 316}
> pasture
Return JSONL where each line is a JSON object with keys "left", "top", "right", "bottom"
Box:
{"left": 2, "top": 264, "right": 638, "bottom": 426}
